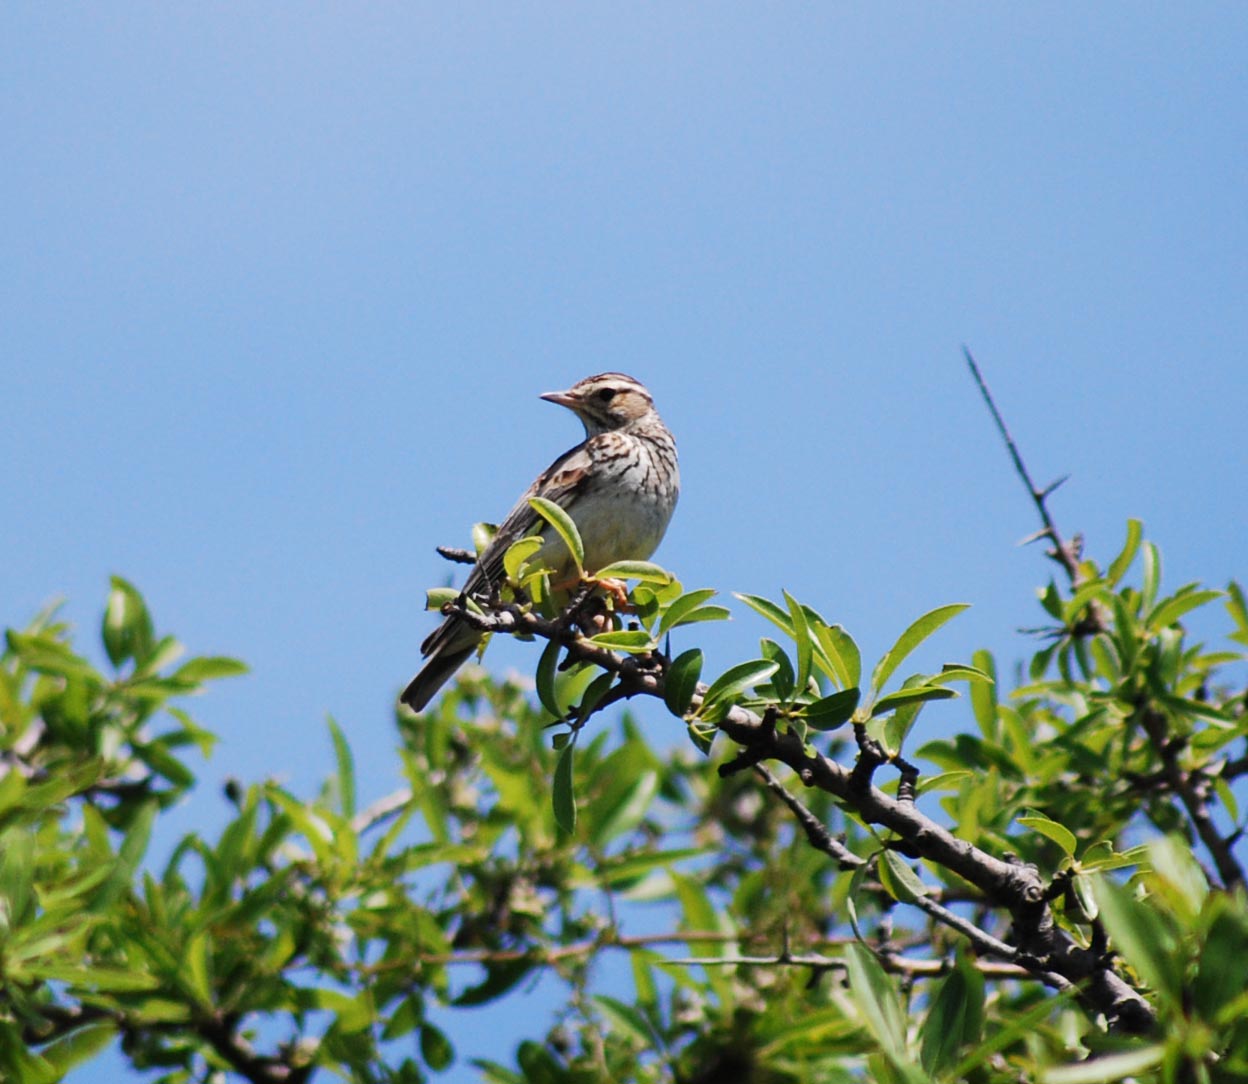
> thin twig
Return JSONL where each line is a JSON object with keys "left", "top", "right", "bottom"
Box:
{"left": 351, "top": 788, "right": 413, "bottom": 835}
{"left": 753, "top": 764, "right": 864, "bottom": 870}
{"left": 963, "top": 347, "right": 1082, "bottom": 586}
{"left": 663, "top": 952, "right": 1036, "bottom": 979}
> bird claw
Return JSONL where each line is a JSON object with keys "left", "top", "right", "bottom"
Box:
{"left": 595, "top": 576, "right": 632, "bottom": 612}
{"left": 552, "top": 574, "right": 633, "bottom": 613}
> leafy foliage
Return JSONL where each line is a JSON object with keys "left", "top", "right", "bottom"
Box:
{"left": 2, "top": 512, "right": 1247, "bottom": 1082}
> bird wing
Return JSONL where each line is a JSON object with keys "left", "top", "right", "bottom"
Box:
{"left": 420, "top": 437, "right": 595, "bottom": 656}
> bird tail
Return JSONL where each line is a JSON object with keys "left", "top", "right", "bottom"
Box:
{"left": 400, "top": 645, "right": 477, "bottom": 711}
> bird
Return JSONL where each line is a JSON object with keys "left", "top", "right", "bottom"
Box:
{"left": 400, "top": 373, "right": 680, "bottom": 712}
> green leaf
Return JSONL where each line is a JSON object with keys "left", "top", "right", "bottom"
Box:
{"left": 420, "top": 1024, "right": 455, "bottom": 1072}
{"left": 102, "top": 576, "right": 155, "bottom": 668}
{"left": 574, "top": 671, "right": 615, "bottom": 723}
{"left": 327, "top": 716, "right": 356, "bottom": 820}
{"left": 784, "top": 591, "right": 813, "bottom": 698}
{"left": 759, "top": 639, "right": 795, "bottom": 701}
{"left": 553, "top": 740, "right": 577, "bottom": 834}
{"left": 806, "top": 621, "right": 860, "bottom": 690}
{"left": 672, "top": 872, "right": 735, "bottom": 961}
{"left": 600, "top": 847, "right": 706, "bottom": 887}
{"left": 588, "top": 630, "right": 657, "bottom": 653}
{"left": 952, "top": 985, "right": 1078, "bottom": 1079}
{"left": 452, "top": 960, "right": 534, "bottom": 1007}
{"left": 1225, "top": 581, "right": 1248, "bottom": 645}
{"left": 919, "top": 957, "right": 984, "bottom": 1075}
{"left": 171, "top": 655, "right": 249, "bottom": 683}
{"left": 593, "top": 994, "right": 656, "bottom": 1047}
{"left": 879, "top": 850, "right": 929, "bottom": 904}
{"left": 528, "top": 496, "right": 584, "bottom": 573}
{"left": 733, "top": 592, "right": 793, "bottom": 635}
{"left": 1141, "top": 541, "right": 1161, "bottom": 613}
{"left": 699, "top": 658, "right": 779, "bottom": 720}
{"left": 535, "top": 639, "right": 562, "bottom": 718}
{"left": 1017, "top": 812, "right": 1077, "bottom": 858}
{"left": 503, "top": 536, "right": 544, "bottom": 581}
{"left": 658, "top": 589, "right": 719, "bottom": 635}
{"left": 1146, "top": 587, "right": 1222, "bottom": 632}
{"left": 844, "top": 943, "right": 909, "bottom": 1063}
{"left": 801, "top": 688, "right": 860, "bottom": 730}
{"left": 870, "top": 604, "right": 969, "bottom": 696}
{"left": 664, "top": 649, "right": 703, "bottom": 717}
{"left": 1041, "top": 1046, "right": 1165, "bottom": 1084}
{"left": 664, "top": 605, "right": 731, "bottom": 628}
{"left": 593, "top": 559, "right": 673, "bottom": 584}
{"left": 35, "top": 1021, "right": 118, "bottom": 1079}
{"left": 1092, "top": 874, "right": 1181, "bottom": 1004}
{"left": 1038, "top": 581, "right": 1064, "bottom": 620}
{"left": 471, "top": 521, "right": 497, "bottom": 556}
{"left": 1106, "top": 518, "right": 1143, "bottom": 586}
{"left": 589, "top": 771, "right": 659, "bottom": 846}
{"left": 425, "top": 587, "right": 459, "bottom": 611}
{"left": 969, "top": 650, "right": 998, "bottom": 739}
{"left": 930, "top": 662, "right": 993, "bottom": 686}
{"left": 686, "top": 721, "right": 717, "bottom": 757}
{"left": 1070, "top": 872, "right": 1098, "bottom": 921}
{"left": 869, "top": 685, "right": 956, "bottom": 717}
{"left": 32, "top": 965, "right": 159, "bottom": 993}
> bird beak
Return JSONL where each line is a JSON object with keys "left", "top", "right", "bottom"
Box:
{"left": 540, "top": 389, "right": 578, "bottom": 410}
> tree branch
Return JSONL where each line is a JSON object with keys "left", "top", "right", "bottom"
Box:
{"left": 449, "top": 598, "right": 1156, "bottom": 1033}
{"left": 1137, "top": 705, "right": 1244, "bottom": 890}
{"left": 964, "top": 348, "right": 1088, "bottom": 592}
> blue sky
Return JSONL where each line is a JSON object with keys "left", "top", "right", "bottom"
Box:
{"left": 5, "top": 6, "right": 1247, "bottom": 1080}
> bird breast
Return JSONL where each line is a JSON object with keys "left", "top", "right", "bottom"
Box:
{"left": 536, "top": 433, "right": 678, "bottom": 576}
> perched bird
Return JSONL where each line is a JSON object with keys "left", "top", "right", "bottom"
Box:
{"left": 401, "top": 373, "right": 680, "bottom": 711}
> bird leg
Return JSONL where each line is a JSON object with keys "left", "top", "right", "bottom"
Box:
{"left": 551, "top": 574, "right": 633, "bottom": 613}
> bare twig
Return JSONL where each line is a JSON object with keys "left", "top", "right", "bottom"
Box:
{"left": 436, "top": 545, "right": 477, "bottom": 565}
{"left": 351, "top": 787, "right": 413, "bottom": 835}
{"left": 964, "top": 348, "right": 1084, "bottom": 587}
{"left": 663, "top": 952, "right": 1037, "bottom": 980}
{"left": 753, "top": 764, "right": 864, "bottom": 870}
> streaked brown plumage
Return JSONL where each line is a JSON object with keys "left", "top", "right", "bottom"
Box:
{"left": 401, "top": 373, "right": 679, "bottom": 711}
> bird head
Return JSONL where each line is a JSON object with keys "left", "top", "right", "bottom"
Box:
{"left": 540, "top": 373, "right": 658, "bottom": 436}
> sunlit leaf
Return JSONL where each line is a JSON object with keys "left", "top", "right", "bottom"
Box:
{"left": 593, "top": 559, "right": 673, "bottom": 584}
{"left": 1106, "top": 518, "right": 1143, "bottom": 586}
{"left": 588, "top": 630, "right": 657, "bottom": 653}
{"left": 699, "top": 659, "right": 779, "bottom": 721}
{"left": 528, "top": 497, "right": 584, "bottom": 573}
{"left": 870, "top": 604, "right": 968, "bottom": 696}
{"left": 1017, "top": 812, "right": 1077, "bottom": 858}
{"left": 784, "top": 591, "right": 813, "bottom": 699}
{"left": 869, "top": 685, "right": 956, "bottom": 717}
{"left": 327, "top": 715, "right": 356, "bottom": 820}
{"left": 658, "top": 589, "right": 718, "bottom": 635}
{"left": 1146, "top": 587, "right": 1222, "bottom": 632}
{"left": 503, "top": 536, "right": 544, "bottom": 581}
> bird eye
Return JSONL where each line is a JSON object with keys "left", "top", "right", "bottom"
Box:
{"left": 596, "top": 388, "right": 616, "bottom": 403}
